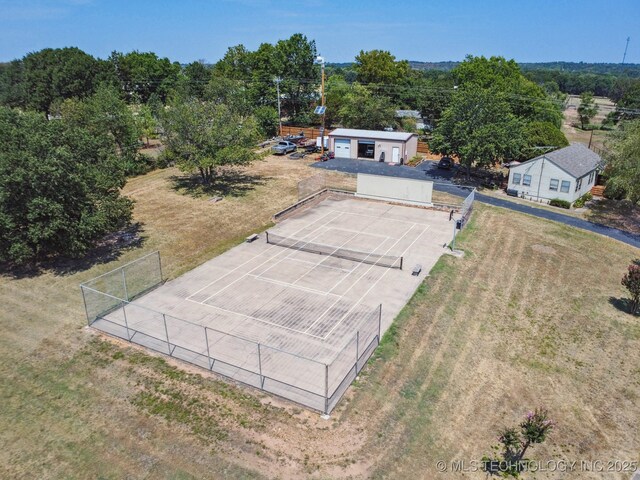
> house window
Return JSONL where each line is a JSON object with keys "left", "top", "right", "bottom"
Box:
{"left": 575, "top": 177, "right": 582, "bottom": 192}
{"left": 588, "top": 171, "right": 595, "bottom": 184}
{"left": 549, "top": 178, "right": 559, "bottom": 191}
{"left": 357, "top": 140, "right": 375, "bottom": 159}
{"left": 560, "top": 180, "right": 570, "bottom": 193}
{"left": 512, "top": 173, "right": 521, "bottom": 185}
{"left": 523, "top": 174, "right": 532, "bottom": 186}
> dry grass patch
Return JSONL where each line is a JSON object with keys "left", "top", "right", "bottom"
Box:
{"left": 1, "top": 153, "right": 638, "bottom": 479}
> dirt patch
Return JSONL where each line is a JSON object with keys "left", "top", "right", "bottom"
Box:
{"left": 531, "top": 244, "right": 557, "bottom": 255}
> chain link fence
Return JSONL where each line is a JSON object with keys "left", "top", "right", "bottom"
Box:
{"left": 80, "top": 253, "right": 382, "bottom": 414}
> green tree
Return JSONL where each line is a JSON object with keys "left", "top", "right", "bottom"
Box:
{"left": 60, "top": 86, "right": 145, "bottom": 175}
{"left": 182, "top": 60, "right": 212, "bottom": 99}
{"left": 324, "top": 75, "right": 351, "bottom": 127}
{"left": 339, "top": 83, "right": 396, "bottom": 130}
{"left": 621, "top": 261, "right": 640, "bottom": 314}
{"left": 454, "top": 55, "right": 563, "bottom": 127}
{"left": 430, "top": 85, "right": 525, "bottom": 178}
{"left": 0, "top": 107, "right": 132, "bottom": 264}
{"left": 0, "top": 60, "right": 26, "bottom": 108}
{"left": 20, "top": 47, "right": 101, "bottom": 114}
{"left": 109, "top": 51, "right": 181, "bottom": 103}
{"left": 253, "top": 106, "right": 279, "bottom": 137}
{"left": 354, "top": 50, "right": 410, "bottom": 85}
{"left": 482, "top": 408, "right": 555, "bottom": 478}
{"left": 577, "top": 92, "right": 598, "bottom": 129}
{"left": 519, "top": 121, "right": 569, "bottom": 160}
{"left": 135, "top": 104, "right": 158, "bottom": 145}
{"left": 160, "top": 99, "right": 261, "bottom": 185}
{"left": 604, "top": 120, "right": 640, "bottom": 203}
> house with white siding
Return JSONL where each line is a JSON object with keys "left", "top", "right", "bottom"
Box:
{"left": 507, "top": 143, "right": 602, "bottom": 204}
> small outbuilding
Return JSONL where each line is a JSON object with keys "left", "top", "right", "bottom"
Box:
{"left": 507, "top": 143, "right": 602, "bottom": 204}
{"left": 329, "top": 128, "right": 418, "bottom": 164}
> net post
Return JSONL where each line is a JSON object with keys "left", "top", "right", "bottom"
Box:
{"left": 400, "top": 256, "right": 403, "bottom": 270}
{"left": 265, "top": 231, "right": 269, "bottom": 244}
{"left": 163, "top": 313, "right": 171, "bottom": 355}
{"left": 121, "top": 268, "right": 129, "bottom": 301}
{"left": 122, "top": 302, "right": 131, "bottom": 341}
{"left": 324, "top": 364, "right": 329, "bottom": 415}
{"left": 204, "top": 326, "right": 212, "bottom": 370}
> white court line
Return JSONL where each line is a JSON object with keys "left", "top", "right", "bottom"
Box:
{"left": 322, "top": 223, "right": 432, "bottom": 340}
{"left": 253, "top": 213, "right": 345, "bottom": 284}
{"left": 245, "top": 273, "right": 343, "bottom": 298}
{"left": 325, "top": 225, "right": 393, "bottom": 240}
{"left": 286, "top": 256, "right": 355, "bottom": 274}
{"left": 186, "top": 208, "right": 338, "bottom": 300}
{"left": 185, "top": 298, "right": 327, "bottom": 340}
{"left": 289, "top": 225, "right": 372, "bottom": 287}
{"left": 303, "top": 224, "right": 417, "bottom": 337}
{"left": 196, "top": 211, "right": 345, "bottom": 303}
{"left": 332, "top": 209, "right": 433, "bottom": 227}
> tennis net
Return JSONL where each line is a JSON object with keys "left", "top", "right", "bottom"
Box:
{"left": 265, "top": 232, "right": 403, "bottom": 269}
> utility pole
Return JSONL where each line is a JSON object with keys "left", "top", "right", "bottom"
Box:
{"left": 318, "top": 57, "right": 326, "bottom": 155}
{"left": 622, "top": 37, "right": 631, "bottom": 64}
{"left": 274, "top": 77, "right": 282, "bottom": 136}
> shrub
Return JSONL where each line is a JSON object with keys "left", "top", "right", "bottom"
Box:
{"left": 549, "top": 198, "right": 571, "bottom": 209}
{"left": 622, "top": 262, "right": 640, "bottom": 314}
{"left": 573, "top": 192, "right": 593, "bottom": 208}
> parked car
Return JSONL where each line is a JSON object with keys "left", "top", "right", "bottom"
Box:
{"left": 437, "top": 157, "right": 454, "bottom": 169}
{"left": 271, "top": 141, "right": 297, "bottom": 155}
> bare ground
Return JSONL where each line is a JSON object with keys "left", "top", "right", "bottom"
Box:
{"left": 1, "top": 155, "right": 639, "bottom": 479}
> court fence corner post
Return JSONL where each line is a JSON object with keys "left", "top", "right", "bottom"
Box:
{"left": 324, "top": 364, "right": 329, "bottom": 415}
{"left": 157, "top": 251, "right": 164, "bottom": 283}
{"left": 121, "top": 267, "right": 129, "bottom": 302}
{"left": 162, "top": 313, "right": 171, "bottom": 356}
{"left": 258, "top": 343, "right": 265, "bottom": 389}
{"left": 80, "top": 286, "right": 91, "bottom": 327}
{"left": 122, "top": 301, "right": 131, "bottom": 341}
{"left": 204, "top": 326, "right": 212, "bottom": 370}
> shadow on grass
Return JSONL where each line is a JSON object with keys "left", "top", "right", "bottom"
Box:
{"left": 587, "top": 199, "right": 640, "bottom": 236}
{"left": 608, "top": 297, "right": 640, "bottom": 316}
{"left": 0, "top": 223, "right": 147, "bottom": 279}
{"left": 170, "top": 168, "right": 266, "bottom": 198}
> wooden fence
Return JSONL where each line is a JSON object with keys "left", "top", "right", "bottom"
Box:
{"left": 280, "top": 125, "right": 433, "bottom": 156}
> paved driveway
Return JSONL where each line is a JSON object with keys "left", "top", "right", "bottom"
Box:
{"left": 311, "top": 158, "right": 640, "bottom": 249}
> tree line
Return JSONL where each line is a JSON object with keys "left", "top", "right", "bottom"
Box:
{"left": 1, "top": 37, "right": 638, "bottom": 267}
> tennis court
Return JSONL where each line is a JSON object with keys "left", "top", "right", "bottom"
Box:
{"left": 86, "top": 194, "right": 455, "bottom": 413}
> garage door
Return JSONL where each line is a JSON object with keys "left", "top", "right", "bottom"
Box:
{"left": 334, "top": 139, "right": 351, "bottom": 158}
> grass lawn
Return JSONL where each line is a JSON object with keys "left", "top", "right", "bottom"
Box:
{"left": 1, "top": 156, "right": 638, "bottom": 479}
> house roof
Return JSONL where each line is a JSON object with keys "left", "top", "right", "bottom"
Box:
{"left": 520, "top": 143, "right": 602, "bottom": 178}
{"left": 328, "top": 128, "right": 416, "bottom": 142}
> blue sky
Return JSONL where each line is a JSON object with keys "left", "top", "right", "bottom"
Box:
{"left": 1, "top": 0, "right": 639, "bottom": 64}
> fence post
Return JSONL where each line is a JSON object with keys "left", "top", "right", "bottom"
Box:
{"left": 162, "top": 314, "right": 171, "bottom": 355}
{"left": 122, "top": 302, "right": 131, "bottom": 341}
{"left": 157, "top": 251, "right": 164, "bottom": 283}
{"left": 80, "top": 287, "right": 91, "bottom": 326}
{"left": 324, "top": 364, "right": 329, "bottom": 415}
{"left": 355, "top": 331, "right": 359, "bottom": 372}
{"left": 204, "top": 326, "right": 212, "bottom": 370}
{"left": 378, "top": 304, "right": 382, "bottom": 341}
{"left": 258, "top": 344, "right": 265, "bottom": 389}
{"left": 121, "top": 268, "right": 129, "bottom": 301}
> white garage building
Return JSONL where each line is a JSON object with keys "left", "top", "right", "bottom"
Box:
{"left": 507, "top": 143, "right": 602, "bottom": 204}
{"left": 329, "top": 128, "right": 418, "bottom": 164}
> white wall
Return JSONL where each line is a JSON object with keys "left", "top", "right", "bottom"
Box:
{"left": 356, "top": 173, "right": 433, "bottom": 205}
{"left": 507, "top": 157, "right": 596, "bottom": 203}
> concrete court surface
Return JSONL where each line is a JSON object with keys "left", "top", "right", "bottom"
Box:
{"left": 94, "top": 195, "right": 454, "bottom": 409}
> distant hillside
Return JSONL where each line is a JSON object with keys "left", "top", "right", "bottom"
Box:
{"left": 405, "top": 61, "right": 640, "bottom": 76}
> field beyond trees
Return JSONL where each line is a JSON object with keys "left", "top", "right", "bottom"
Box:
{"left": 1, "top": 156, "right": 638, "bottom": 479}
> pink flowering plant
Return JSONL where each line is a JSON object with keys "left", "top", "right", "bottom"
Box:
{"left": 621, "top": 261, "right": 640, "bottom": 314}
{"left": 482, "top": 407, "right": 555, "bottom": 478}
